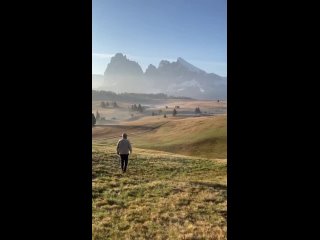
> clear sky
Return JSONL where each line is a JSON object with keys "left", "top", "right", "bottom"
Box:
{"left": 92, "top": 0, "right": 227, "bottom": 76}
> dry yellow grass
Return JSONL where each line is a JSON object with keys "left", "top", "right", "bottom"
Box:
{"left": 93, "top": 115, "right": 226, "bottom": 159}
{"left": 92, "top": 99, "right": 227, "bottom": 123}
{"left": 92, "top": 100, "right": 227, "bottom": 239}
{"left": 92, "top": 146, "right": 227, "bottom": 240}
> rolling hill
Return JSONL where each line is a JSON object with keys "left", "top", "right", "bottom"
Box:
{"left": 92, "top": 102, "right": 227, "bottom": 240}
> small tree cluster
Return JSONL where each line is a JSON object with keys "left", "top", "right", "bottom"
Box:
{"left": 131, "top": 104, "right": 144, "bottom": 113}
{"left": 100, "top": 101, "right": 110, "bottom": 108}
{"left": 195, "top": 107, "right": 201, "bottom": 114}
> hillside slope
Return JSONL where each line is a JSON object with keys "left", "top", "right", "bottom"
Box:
{"left": 132, "top": 115, "right": 226, "bottom": 159}
{"left": 92, "top": 115, "right": 226, "bottom": 159}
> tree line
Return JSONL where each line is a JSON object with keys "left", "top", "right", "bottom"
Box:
{"left": 100, "top": 101, "right": 119, "bottom": 108}
{"left": 92, "top": 90, "right": 193, "bottom": 101}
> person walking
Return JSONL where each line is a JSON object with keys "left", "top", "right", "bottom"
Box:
{"left": 116, "top": 133, "right": 132, "bottom": 173}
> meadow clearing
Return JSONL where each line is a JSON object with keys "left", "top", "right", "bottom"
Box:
{"left": 92, "top": 99, "right": 227, "bottom": 240}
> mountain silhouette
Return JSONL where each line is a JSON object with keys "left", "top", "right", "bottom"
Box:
{"left": 99, "top": 53, "right": 226, "bottom": 99}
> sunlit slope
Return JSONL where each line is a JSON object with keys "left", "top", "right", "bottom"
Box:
{"left": 93, "top": 115, "right": 226, "bottom": 159}
{"left": 130, "top": 115, "right": 226, "bottom": 159}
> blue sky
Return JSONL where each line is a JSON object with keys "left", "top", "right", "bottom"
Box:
{"left": 93, "top": 0, "right": 227, "bottom": 76}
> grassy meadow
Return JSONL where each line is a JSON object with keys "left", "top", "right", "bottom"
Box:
{"left": 92, "top": 100, "right": 227, "bottom": 240}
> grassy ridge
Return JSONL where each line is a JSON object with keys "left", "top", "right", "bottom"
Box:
{"left": 92, "top": 146, "right": 227, "bottom": 240}
{"left": 93, "top": 115, "right": 227, "bottom": 160}
{"left": 129, "top": 116, "right": 226, "bottom": 159}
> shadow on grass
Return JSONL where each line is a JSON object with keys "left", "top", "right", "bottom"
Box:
{"left": 189, "top": 181, "right": 227, "bottom": 191}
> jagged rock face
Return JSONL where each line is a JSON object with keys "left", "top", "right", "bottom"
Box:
{"left": 101, "top": 53, "right": 226, "bottom": 99}
{"left": 104, "top": 53, "right": 146, "bottom": 93}
{"left": 145, "top": 64, "right": 157, "bottom": 76}
{"left": 104, "top": 53, "right": 143, "bottom": 76}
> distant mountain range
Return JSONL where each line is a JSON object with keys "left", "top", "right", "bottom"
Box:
{"left": 93, "top": 53, "right": 226, "bottom": 100}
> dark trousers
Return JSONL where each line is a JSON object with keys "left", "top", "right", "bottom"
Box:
{"left": 120, "top": 154, "right": 129, "bottom": 172}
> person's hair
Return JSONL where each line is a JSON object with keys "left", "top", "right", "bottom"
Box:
{"left": 122, "top": 133, "right": 127, "bottom": 139}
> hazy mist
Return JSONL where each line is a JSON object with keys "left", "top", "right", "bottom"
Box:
{"left": 93, "top": 53, "right": 227, "bottom": 100}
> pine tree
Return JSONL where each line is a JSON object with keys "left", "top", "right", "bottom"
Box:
{"left": 133, "top": 104, "right": 137, "bottom": 111}
{"left": 92, "top": 113, "right": 96, "bottom": 126}
{"left": 113, "top": 101, "right": 118, "bottom": 108}
{"left": 96, "top": 110, "right": 101, "bottom": 120}
{"left": 173, "top": 108, "right": 177, "bottom": 116}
